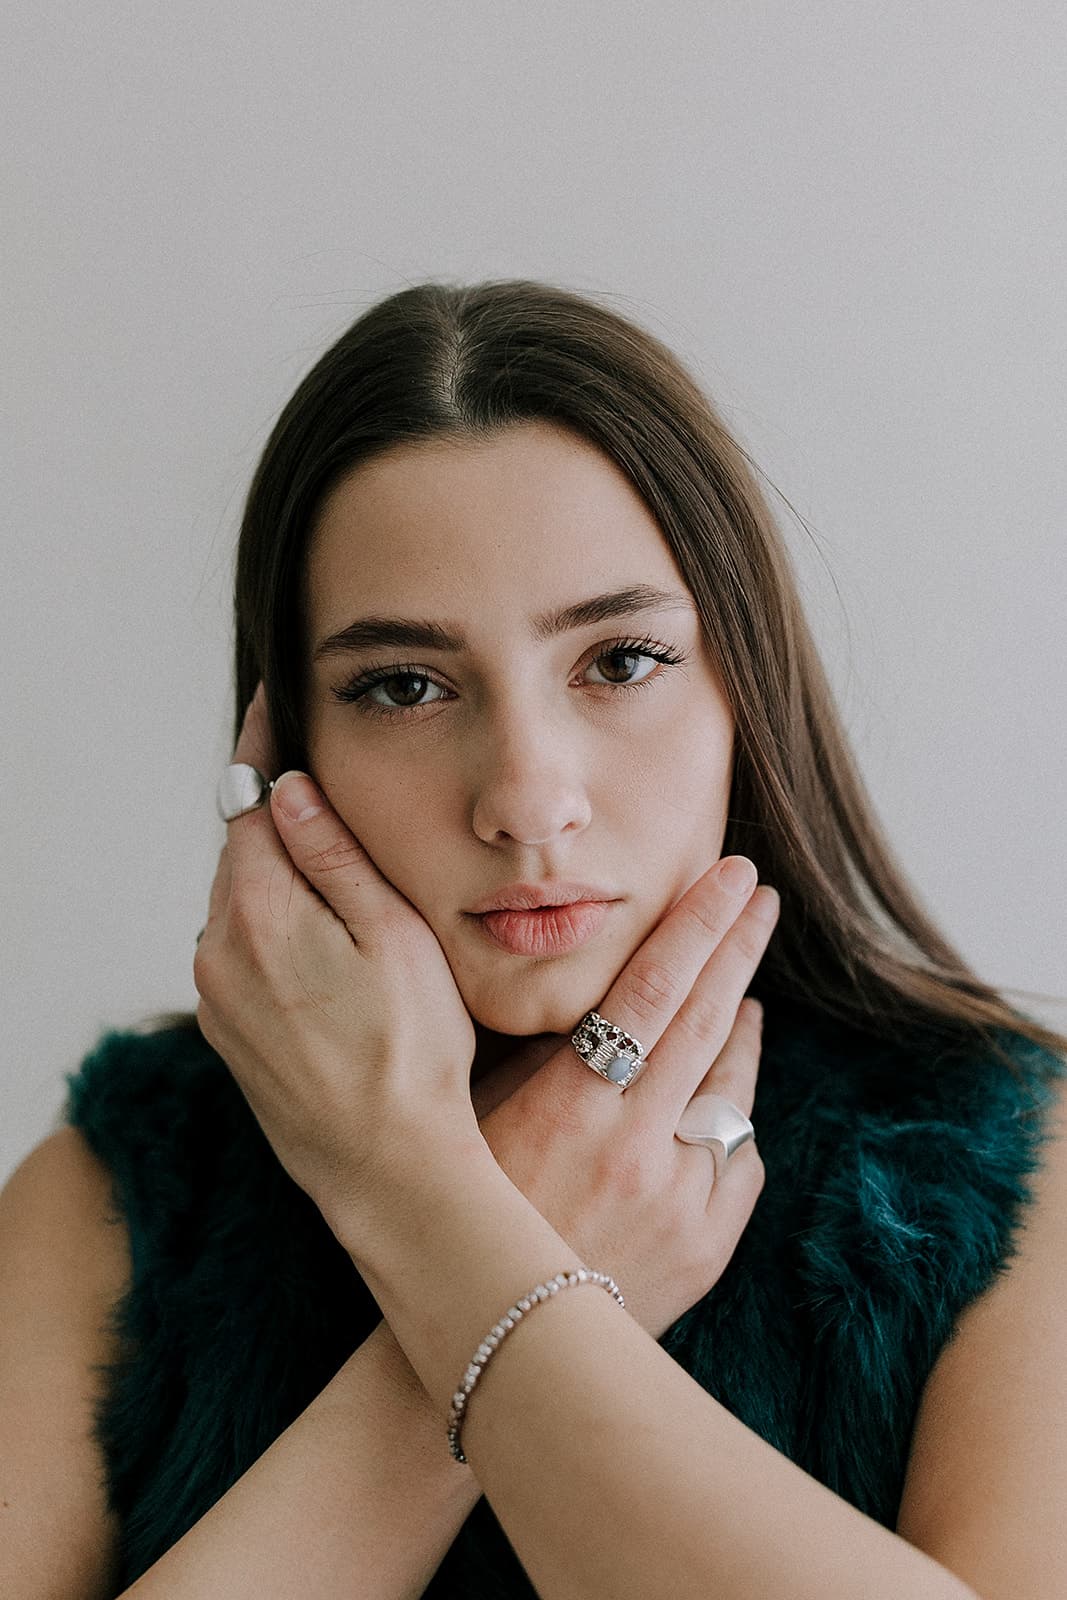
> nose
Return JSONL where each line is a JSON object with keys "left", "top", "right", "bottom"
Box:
{"left": 471, "top": 721, "right": 592, "bottom": 847}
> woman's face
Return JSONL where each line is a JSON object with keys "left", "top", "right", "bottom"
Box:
{"left": 303, "top": 419, "right": 735, "bottom": 1047}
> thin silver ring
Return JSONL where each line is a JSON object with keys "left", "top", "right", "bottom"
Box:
{"left": 217, "top": 763, "right": 275, "bottom": 822}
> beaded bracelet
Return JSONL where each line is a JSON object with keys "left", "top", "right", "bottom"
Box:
{"left": 447, "top": 1268, "right": 626, "bottom": 1463}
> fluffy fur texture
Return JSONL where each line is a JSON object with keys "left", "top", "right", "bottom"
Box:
{"left": 63, "top": 998, "right": 1064, "bottom": 1596}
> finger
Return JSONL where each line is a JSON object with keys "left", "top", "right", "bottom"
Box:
{"left": 634, "top": 887, "right": 778, "bottom": 1124}
{"left": 672, "top": 999, "right": 764, "bottom": 1203}
{"left": 270, "top": 770, "right": 396, "bottom": 933}
{"left": 232, "top": 681, "right": 277, "bottom": 777}
{"left": 686, "top": 996, "right": 762, "bottom": 1119}
{"left": 575, "top": 855, "right": 759, "bottom": 1086}
{"left": 224, "top": 682, "right": 287, "bottom": 869}
{"left": 201, "top": 842, "right": 233, "bottom": 935}
{"left": 194, "top": 845, "right": 233, "bottom": 971}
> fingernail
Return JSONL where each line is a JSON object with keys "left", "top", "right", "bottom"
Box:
{"left": 272, "top": 770, "right": 323, "bottom": 822}
{"left": 718, "top": 856, "right": 757, "bottom": 896}
{"left": 751, "top": 886, "right": 780, "bottom": 923}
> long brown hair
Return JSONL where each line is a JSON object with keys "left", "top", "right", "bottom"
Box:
{"left": 226, "top": 277, "right": 1066, "bottom": 1079}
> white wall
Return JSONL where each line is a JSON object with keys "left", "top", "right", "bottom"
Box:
{"left": 5, "top": 2, "right": 1065, "bottom": 1184}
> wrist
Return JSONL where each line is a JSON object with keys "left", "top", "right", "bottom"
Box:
{"left": 357, "top": 1320, "right": 483, "bottom": 1493}
{"left": 344, "top": 1157, "right": 586, "bottom": 1426}
{"left": 333, "top": 1125, "right": 499, "bottom": 1267}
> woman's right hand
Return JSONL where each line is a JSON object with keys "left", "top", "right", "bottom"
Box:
{"left": 475, "top": 860, "right": 779, "bottom": 1341}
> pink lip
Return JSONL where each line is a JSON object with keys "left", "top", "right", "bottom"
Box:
{"left": 475, "top": 901, "right": 611, "bottom": 956}
{"left": 467, "top": 881, "right": 616, "bottom": 915}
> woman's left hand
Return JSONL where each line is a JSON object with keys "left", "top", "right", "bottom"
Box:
{"left": 193, "top": 686, "right": 485, "bottom": 1244}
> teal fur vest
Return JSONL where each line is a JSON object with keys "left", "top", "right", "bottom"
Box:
{"left": 63, "top": 996, "right": 1064, "bottom": 1595}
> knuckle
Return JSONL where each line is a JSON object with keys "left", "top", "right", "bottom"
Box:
{"left": 676, "top": 895, "right": 732, "bottom": 942}
{"left": 623, "top": 957, "right": 679, "bottom": 1023}
{"left": 192, "top": 940, "right": 218, "bottom": 999}
{"left": 731, "top": 916, "right": 770, "bottom": 963}
{"left": 308, "top": 835, "right": 365, "bottom": 877}
{"left": 675, "top": 990, "right": 731, "bottom": 1046}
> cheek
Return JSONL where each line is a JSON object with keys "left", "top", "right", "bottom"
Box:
{"left": 629, "top": 728, "right": 734, "bottom": 908}
{"left": 311, "top": 746, "right": 451, "bottom": 904}
{"left": 634, "top": 706, "right": 734, "bottom": 821}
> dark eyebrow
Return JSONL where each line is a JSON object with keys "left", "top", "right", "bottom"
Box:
{"left": 312, "top": 584, "right": 697, "bottom": 662}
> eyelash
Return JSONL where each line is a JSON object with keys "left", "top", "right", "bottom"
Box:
{"left": 329, "top": 634, "right": 688, "bottom": 720}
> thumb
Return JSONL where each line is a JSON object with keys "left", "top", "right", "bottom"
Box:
{"left": 270, "top": 770, "right": 391, "bottom": 930}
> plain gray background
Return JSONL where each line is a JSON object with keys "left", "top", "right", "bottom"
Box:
{"left": 4, "top": 4, "right": 1065, "bottom": 1187}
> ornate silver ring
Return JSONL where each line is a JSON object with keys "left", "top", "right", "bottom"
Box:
{"left": 570, "top": 1009, "right": 648, "bottom": 1091}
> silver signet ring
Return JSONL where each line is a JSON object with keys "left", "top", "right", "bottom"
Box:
{"left": 675, "top": 1091, "right": 755, "bottom": 1170}
{"left": 217, "top": 763, "right": 274, "bottom": 822}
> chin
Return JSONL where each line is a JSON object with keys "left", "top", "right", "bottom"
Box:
{"left": 450, "top": 909, "right": 646, "bottom": 1037}
{"left": 462, "top": 969, "right": 604, "bottom": 1037}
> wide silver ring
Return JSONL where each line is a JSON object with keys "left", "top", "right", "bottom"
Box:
{"left": 675, "top": 1091, "right": 755, "bottom": 1171}
{"left": 217, "top": 763, "right": 275, "bottom": 822}
{"left": 570, "top": 1009, "right": 648, "bottom": 1091}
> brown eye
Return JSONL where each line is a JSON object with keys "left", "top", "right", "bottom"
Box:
{"left": 332, "top": 636, "right": 687, "bottom": 719}
{"left": 332, "top": 667, "right": 449, "bottom": 713}
{"left": 586, "top": 648, "right": 661, "bottom": 687}
{"left": 375, "top": 673, "right": 433, "bottom": 707}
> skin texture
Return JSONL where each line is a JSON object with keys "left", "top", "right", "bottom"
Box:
{"left": 302, "top": 419, "right": 737, "bottom": 1081}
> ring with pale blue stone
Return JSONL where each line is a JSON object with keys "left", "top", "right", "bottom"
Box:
{"left": 570, "top": 1009, "right": 648, "bottom": 1090}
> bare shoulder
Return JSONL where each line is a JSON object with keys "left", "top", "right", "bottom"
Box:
{"left": 0, "top": 1125, "right": 132, "bottom": 1599}
{"left": 896, "top": 1070, "right": 1067, "bottom": 1600}
{"left": 1, "top": 1124, "right": 132, "bottom": 1328}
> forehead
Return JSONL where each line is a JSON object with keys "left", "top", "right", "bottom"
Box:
{"left": 305, "top": 420, "right": 688, "bottom": 631}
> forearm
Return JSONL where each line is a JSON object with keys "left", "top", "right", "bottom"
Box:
{"left": 349, "top": 1160, "right": 979, "bottom": 1600}
{"left": 459, "top": 1291, "right": 978, "bottom": 1600}
{"left": 122, "top": 1320, "right": 483, "bottom": 1600}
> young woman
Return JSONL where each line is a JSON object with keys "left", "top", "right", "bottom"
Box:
{"left": 5, "top": 280, "right": 1066, "bottom": 1600}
